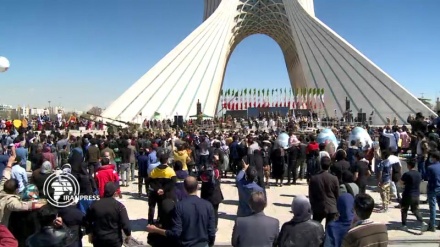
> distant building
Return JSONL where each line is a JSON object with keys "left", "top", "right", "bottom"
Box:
{"left": 16, "top": 105, "right": 30, "bottom": 117}
{"left": 0, "top": 104, "right": 13, "bottom": 112}
{"left": 29, "top": 108, "right": 47, "bottom": 116}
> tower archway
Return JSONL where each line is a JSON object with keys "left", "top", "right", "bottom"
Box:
{"left": 102, "top": 0, "right": 433, "bottom": 124}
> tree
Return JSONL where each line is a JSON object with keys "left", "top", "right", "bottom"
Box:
{"left": 87, "top": 106, "right": 103, "bottom": 116}
{"left": 418, "top": 98, "right": 433, "bottom": 110}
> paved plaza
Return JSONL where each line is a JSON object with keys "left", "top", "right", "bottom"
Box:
{"left": 81, "top": 173, "right": 440, "bottom": 247}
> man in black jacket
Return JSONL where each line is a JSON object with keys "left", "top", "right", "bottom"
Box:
{"left": 287, "top": 144, "right": 299, "bottom": 185}
{"left": 146, "top": 176, "right": 216, "bottom": 247}
{"left": 85, "top": 182, "right": 131, "bottom": 247}
{"left": 119, "top": 140, "right": 132, "bottom": 187}
{"left": 247, "top": 149, "right": 265, "bottom": 190}
{"left": 308, "top": 156, "right": 339, "bottom": 227}
{"left": 26, "top": 205, "right": 74, "bottom": 247}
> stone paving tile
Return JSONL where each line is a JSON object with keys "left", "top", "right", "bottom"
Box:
{"left": 111, "top": 176, "right": 439, "bottom": 246}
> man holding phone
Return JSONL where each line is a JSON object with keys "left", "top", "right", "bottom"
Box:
{"left": 236, "top": 159, "right": 264, "bottom": 217}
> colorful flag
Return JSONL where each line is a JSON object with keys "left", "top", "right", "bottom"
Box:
{"left": 312, "top": 88, "right": 317, "bottom": 109}
{"left": 235, "top": 91, "right": 239, "bottom": 110}
{"left": 257, "top": 90, "right": 261, "bottom": 107}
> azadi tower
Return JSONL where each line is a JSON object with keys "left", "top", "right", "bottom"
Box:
{"left": 102, "top": 0, "right": 433, "bottom": 124}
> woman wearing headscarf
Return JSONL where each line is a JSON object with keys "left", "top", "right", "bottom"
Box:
{"left": 200, "top": 160, "right": 223, "bottom": 230}
{"left": 276, "top": 195, "right": 325, "bottom": 247}
{"left": 74, "top": 161, "right": 94, "bottom": 215}
{"left": 31, "top": 161, "right": 54, "bottom": 198}
{"left": 324, "top": 193, "right": 355, "bottom": 247}
{"left": 270, "top": 145, "right": 285, "bottom": 187}
{"left": 173, "top": 161, "right": 188, "bottom": 201}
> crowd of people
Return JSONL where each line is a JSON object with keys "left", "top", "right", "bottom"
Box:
{"left": 0, "top": 110, "right": 437, "bottom": 247}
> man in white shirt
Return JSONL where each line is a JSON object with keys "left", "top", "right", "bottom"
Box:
{"left": 388, "top": 154, "right": 402, "bottom": 204}
{"left": 247, "top": 137, "right": 260, "bottom": 155}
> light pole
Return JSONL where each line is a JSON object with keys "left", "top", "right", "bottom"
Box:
{"left": 48, "top": 101, "right": 51, "bottom": 116}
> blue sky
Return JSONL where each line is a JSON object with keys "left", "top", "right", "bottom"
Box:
{"left": 0, "top": 0, "right": 439, "bottom": 111}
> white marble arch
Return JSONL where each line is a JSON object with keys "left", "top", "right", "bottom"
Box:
{"left": 102, "top": 0, "right": 434, "bottom": 124}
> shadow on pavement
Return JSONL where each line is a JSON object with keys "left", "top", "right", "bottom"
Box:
{"left": 273, "top": 202, "right": 291, "bottom": 207}
{"left": 220, "top": 180, "right": 236, "bottom": 185}
{"left": 280, "top": 194, "right": 297, "bottom": 198}
{"left": 122, "top": 191, "right": 149, "bottom": 202}
{"left": 218, "top": 212, "right": 237, "bottom": 221}
{"left": 387, "top": 219, "right": 423, "bottom": 235}
{"left": 222, "top": 200, "right": 239, "bottom": 206}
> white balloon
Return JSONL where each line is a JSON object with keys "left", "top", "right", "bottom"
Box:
{"left": 0, "top": 56, "right": 10, "bottom": 72}
{"left": 349, "top": 127, "right": 373, "bottom": 149}
{"left": 275, "top": 133, "right": 289, "bottom": 149}
{"left": 317, "top": 128, "right": 338, "bottom": 153}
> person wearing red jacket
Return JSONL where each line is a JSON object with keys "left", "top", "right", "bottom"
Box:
{"left": 0, "top": 224, "right": 18, "bottom": 247}
{"left": 95, "top": 158, "right": 121, "bottom": 198}
{"left": 306, "top": 135, "right": 320, "bottom": 182}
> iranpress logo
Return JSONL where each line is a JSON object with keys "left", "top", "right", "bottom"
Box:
{"left": 43, "top": 172, "right": 98, "bottom": 207}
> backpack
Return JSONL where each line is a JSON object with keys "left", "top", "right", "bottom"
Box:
{"left": 391, "top": 162, "right": 401, "bottom": 182}
{"left": 343, "top": 183, "right": 355, "bottom": 197}
{"left": 379, "top": 134, "right": 390, "bottom": 150}
{"left": 204, "top": 166, "right": 216, "bottom": 185}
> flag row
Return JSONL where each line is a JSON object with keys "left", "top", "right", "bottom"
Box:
{"left": 220, "top": 88, "right": 326, "bottom": 110}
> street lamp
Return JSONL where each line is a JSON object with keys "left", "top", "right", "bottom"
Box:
{"left": 48, "top": 101, "right": 51, "bottom": 115}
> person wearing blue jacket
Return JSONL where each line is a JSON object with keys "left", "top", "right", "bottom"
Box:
{"left": 324, "top": 193, "right": 355, "bottom": 247}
